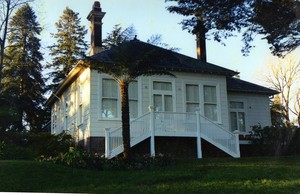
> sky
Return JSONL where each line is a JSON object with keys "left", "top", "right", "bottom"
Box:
{"left": 31, "top": 0, "right": 299, "bottom": 85}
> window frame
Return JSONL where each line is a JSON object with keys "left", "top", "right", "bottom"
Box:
{"left": 151, "top": 78, "right": 176, "bottom": 112}
{"left": 183, "top": 82, "right": 222, "bottom": 123}
{"left": 64, "top": 92, "right": 71, "bottom": 131}
{"left": 229, "top": 100, "right": 247, "bottom": 132}
{"left": 129, "top": 80, "right": 139, "bottom": 119}
{"left": 99, "top": 75, "right": 140, "bottom": 120}
{"left": 51, "top": 103, "right": 58, "bottom": 134}
{"left": 77, "top": 85, "right": 84, "bottom": 126}
{"left": 203, "top": 85, "right": 218, "bottom": 122}
{"left": 185, "top": 84, "right": 200, "bottom": 113}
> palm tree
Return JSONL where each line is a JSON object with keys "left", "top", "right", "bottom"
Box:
{"left": 88, "top": 39, "right": 175, "bottom": 159}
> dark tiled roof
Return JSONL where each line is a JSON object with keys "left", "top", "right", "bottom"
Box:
{"left": 89, "top": 39, "right": 236, "bottom": 76}
{"left": 227, "top": 77, "right": 278, "bottom": 95}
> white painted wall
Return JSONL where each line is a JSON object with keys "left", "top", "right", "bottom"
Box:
{"left": 89, "top": 71, "right": 231, "bottom": 136}
{"left": 51, "top": 68, "right": 91, "bottom": 143}
{"left": 51, "top": 69, "right": 271, "bottom": 140}
{"left": 51, "top": 69, "right": 272, "bottom": 139}
{"left": 228, "top": 93, "right": 272, "bottom": 133}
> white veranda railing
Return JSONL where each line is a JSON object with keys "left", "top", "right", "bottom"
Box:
{"left": 105, "top": 112, "right": 151, "bottom": 159}
{"left": 104, "top": 110, "right": 240, "bottom": 159}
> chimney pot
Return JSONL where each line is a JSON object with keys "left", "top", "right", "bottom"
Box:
{"left": 93, "top": 1, "right": 100, "bottom": 9}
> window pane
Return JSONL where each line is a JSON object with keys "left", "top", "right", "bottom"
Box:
{"left": 102, "top": 99, "right": 117, "bottom": 118}
{"left": 78, "top": 104, "right": 83, "bottom": 124}
{"left": 153, "top": 81, "right": 172, "bottom": 91}
{"left": 154, "top": 94, "right": 162, "bottom": 111}
{"left": 230, "top": 112, "right": 238, "bottom": 131}
{"left": 165, "top": 95, "right": 173, "bottom": 112}
{"left": 186, "top": 84, "right": 199, "bottom": 102}
{"left": 238, "top": 112, "right": 245, "bottom": 132}
{"left": 129, "top": 81, "right": 138, "bottom": 99}
{"left": 204, "top": 104, "right": 217, "bottom": 121}
{"left": 204, "top": 86, "right": 216, "bottom": 103}
{"left": 103, "top": 79, "right": 118, "bottom": 98}
{"left": 78, "top": 86, "right": 83, "bottom": 105}
{"left": 230, "top": 101, "right": 244, "bottom": 109}
{"left": 129, "top": 100, "right": 138, "bottom": 118}
{"left": 186, "top": 103, "right": 199, "bottom": 112}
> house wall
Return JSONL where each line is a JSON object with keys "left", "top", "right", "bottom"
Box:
{"left": 51, "top": 68, "right": 91, "bottom": 145}
{"left": 227, "top": 92, "right": 272, "bottom": 133}
{"left": 89, "top": 71, "right": 230, "bottom": 137}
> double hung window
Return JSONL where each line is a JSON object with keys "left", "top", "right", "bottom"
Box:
{"left": 129, "top": 81, "right": 138, "bottom": 118}
{"left": 101, "top": 79, "right": 139, "bottom": 119}
{"left": 77, "top": 86, "right": 83, "bottom": 125}
{"left": 186, "top": 84, "right": 200, "bottom": 112}
{"left": 203, "top": 86, "right": 218, "bottom": 121}
{"left": 153, "top": 81, "right": 173, "bottom": 112}
{"left": 102, "top": 79, "right": 118, "bottom": 118}
{"left": 185, "top": 84, "right": 219, "bottom": 122}
{"left": 230, "top": 101, "right": 246, "bottom": 132}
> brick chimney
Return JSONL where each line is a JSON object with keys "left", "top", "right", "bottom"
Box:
{"left": 87, "top": 1, "right": 106, "bottom": 56}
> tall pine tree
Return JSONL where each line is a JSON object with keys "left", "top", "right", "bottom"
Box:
{"left": 47, "top": 7, "right": 88, "bottom": 91}
{"left": 1, "top": 4, "right": 45, "bottom": 132}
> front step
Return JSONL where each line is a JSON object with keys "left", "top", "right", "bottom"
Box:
{"left": 115, "top": 137, "right": 236, "bottom": 158}
{"left": 105, "top": 111, "right": 240, "bottom": 159}
{"left": 107, "top": 131, "right": 150, "bottom": 159}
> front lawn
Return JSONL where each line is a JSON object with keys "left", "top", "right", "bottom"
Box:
{"left": 0, "top": 156, "right": 299, "bottom": 194}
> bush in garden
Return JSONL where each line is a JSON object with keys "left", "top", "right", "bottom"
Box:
{"left": 0, "top": 141, "right": 5, "bottom": 159}
{"left": 0, "top": 130, "right": 75, "bottom": 160}
{"left": 102, "top": 154, "right": 174, "bottom": 170}
{"left": 0, "top": 143, "right": 35, "bottom": 160}
{"left": 45, "top": 146, "right": 105, "bottom": 170}
{"left": 36, "top": 131, "right": 75, "bottom": 157}
{"left": 286, "top": 127, "right": 300, "bottom": 155}
{"left": 250, "top": 125, "right": 297, "bottom": 156}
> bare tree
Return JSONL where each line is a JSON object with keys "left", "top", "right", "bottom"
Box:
{"left": 292, "top": 89, "right": 300, "bottom": 126}
{"left": 0, "top": 0, "right": 34, "bottom": 81}
{"left": 265, "top": 55, "right": 300, "bottom": 125}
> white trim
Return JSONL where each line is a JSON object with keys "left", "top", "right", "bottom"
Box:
{"left": 228, "top": 99, "right": 248, "bottom": 133}
{"left": 137, "top": 77, "right": 142, "bottom": 117}
{"left": 98, "top": 73, "right": 141, "bottom": 121}
{"left": 99, "top": 75, "right": 120, "bottom": 120}
{"left": 150, "top": 77, "right": 176, "bottom": 112}
{"left": 97, "top": 73, "right": 101, "bottom": 120}
{"left": 182, "top": 81, "right": 222, "bottom": 124}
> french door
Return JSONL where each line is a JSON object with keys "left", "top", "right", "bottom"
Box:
{"left": 153, "top": 94, "right": 173, "bottom": 112}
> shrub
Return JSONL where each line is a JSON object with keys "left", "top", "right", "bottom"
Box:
{"left": 44, "top": 146, "right": 103, "bottom": 170}
{"left": 286, "top": 127, "right": 300, "bottom": 155}
{"left": 102, "top": 154, "right": 174, "bottom": 170}
{"left": 0, "top": 144, "right": 35, "bottom": 160}
{"left": 0, "top": 131, "right": 75, "bottom": 160}
{"left": 42, "top": 148, "right": 174, "bottom": 171}
{"left": 35, "top": 131, "right": 74, "bottom": 157}
{"left": 0, "top": 141, "right": 5, "bottom": 158}
{"left": 250, "top": 125, "right": 297, "bottom": 156}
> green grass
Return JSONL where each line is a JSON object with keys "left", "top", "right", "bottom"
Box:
{"left": 0, "top": 156, "right": 300, "bottom": 194}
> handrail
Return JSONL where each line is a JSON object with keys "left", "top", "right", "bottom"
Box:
{"left": 109, "top": 112, "right": 151, "bottom": 134}
{"left": 105, "top": 110, "right": 240, "bottom": 159}
{"left": 106, "top": 112, "right": 151, "bottom": 158}
{"left": 198, "top": 113, "right": 235, "bottom": 135}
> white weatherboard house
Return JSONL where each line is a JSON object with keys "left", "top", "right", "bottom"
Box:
{"left": 47, "top": 2, "right": 277, "bottom": 159}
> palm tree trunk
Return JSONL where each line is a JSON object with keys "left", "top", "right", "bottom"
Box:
{"left": 119, "top": 82, "right": 131, "bottom": 159}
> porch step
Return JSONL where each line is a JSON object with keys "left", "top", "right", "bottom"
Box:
{"left": 201, "top": 134, "right": 240, "bottom": 158}
{"left": 105, "top": 111, "right": 240, "bottom": 159}
{"left": 108, "top": 132, "right": 150, "bottom": 159}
